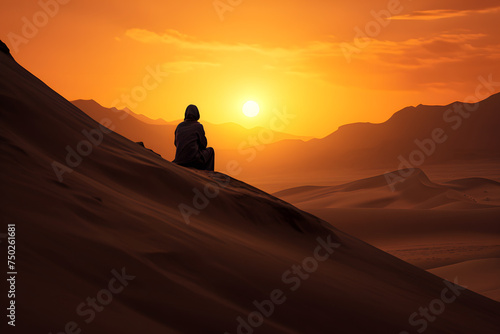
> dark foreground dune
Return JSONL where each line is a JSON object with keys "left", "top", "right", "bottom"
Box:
{"left": 1, "top": 47, "right": 499, "bottom": 333}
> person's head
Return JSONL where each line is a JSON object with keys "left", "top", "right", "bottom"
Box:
{"left": 184, "top": 104, "right": 200, "bottom": 121}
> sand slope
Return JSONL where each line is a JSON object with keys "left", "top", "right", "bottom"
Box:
{"left": 275, "top": 170, "right": 500, "bottom": 301}
{"left": 429, "top": 259, "right": 500, "bottom": 302}
{"left": 1, "top": 50, "right": 499, "bottom": 333}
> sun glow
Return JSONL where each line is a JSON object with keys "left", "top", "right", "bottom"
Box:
{"left": 242, "top": 101, "right": 260, "bottom": 118}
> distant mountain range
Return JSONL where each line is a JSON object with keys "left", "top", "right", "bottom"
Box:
{"left": 71, "top": 99, "right": 313, "bottom": 161}
{"left": 234, "top": 92, "right": 500, "bottom": 175}
{"left": 73, "top": 93, "right": 500, "bottom": 177}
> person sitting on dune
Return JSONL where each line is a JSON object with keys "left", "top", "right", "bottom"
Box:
{"left": 173, "top": 104, "right": 215, "bottom": 171}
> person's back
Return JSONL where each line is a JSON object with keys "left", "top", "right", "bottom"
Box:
{"left": 173, "top": 105, "right": 215, "bottom": 171}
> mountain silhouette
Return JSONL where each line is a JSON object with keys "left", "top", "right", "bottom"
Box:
{"left": 72, "top": 99, "right": 312, "bottom": 161}
{"left": 239, "top": 93, "right": 500, "bottom": 176}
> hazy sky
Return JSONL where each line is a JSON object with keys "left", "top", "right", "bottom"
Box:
{"left": 2, "top": 0, "right": 500, "bottom": 137}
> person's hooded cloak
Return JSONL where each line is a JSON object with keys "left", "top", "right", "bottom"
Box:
{"left": 172, "top": 105, "right": 208, "bottom": 165}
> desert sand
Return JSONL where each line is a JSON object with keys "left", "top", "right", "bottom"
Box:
{"left": 274, "top": 169, "right": 500, "bottom": 302}
{"left": 1, "top": 46, "right": 499, "bottom": 334}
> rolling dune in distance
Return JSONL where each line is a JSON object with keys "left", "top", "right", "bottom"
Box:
{"left": 274, "top": 169, "right": 500, "bottom": 301}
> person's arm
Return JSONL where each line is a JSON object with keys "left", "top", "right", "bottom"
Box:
{"left": 174, "top": 127, "right": 178, "bottom": 147}
{"left": 198, "top": 124, "right": 208, "bottom": 149}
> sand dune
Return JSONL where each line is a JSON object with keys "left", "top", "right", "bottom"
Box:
{"left": 274, "top": 168, "right": 500, "bottom": 210}
{"left": 430, "top": 258, "right": 500, "bottom": 302}
{"left": 2, "top": 46, "right": 499, "bottom": 333}
{"left": 275, "top": 170, "right": 500, "bottom": 301}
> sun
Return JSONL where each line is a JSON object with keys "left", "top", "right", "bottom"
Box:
{"left": 242, "top": 101, "right": 260, "bottom": 117}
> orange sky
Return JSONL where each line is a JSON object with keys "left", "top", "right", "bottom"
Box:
{"left": 2, "top": 0, "right": 500, "bottom": 137}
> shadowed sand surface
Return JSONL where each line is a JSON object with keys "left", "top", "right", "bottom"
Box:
{"left": 275, "top": 170, "right": 500, "bottom": 301}
{"left": 1, "top": 49, "right": 499, "bottom": 333}
{"left": 429, "top": 259, "right": 500, "bottom": 301}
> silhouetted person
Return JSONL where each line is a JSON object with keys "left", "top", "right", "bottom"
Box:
{"left": 173, "top": 105, "right": 215, "bottom": 171}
